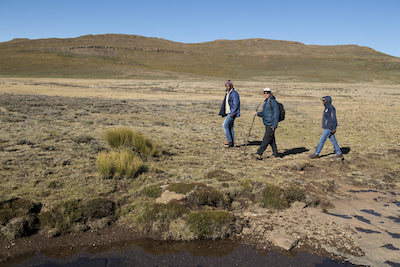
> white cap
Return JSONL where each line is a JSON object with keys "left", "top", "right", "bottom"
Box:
{"left": 263, "top": 87, "right": 271, "bottom": 92}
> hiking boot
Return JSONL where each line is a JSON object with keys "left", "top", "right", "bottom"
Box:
{"left": 224, "top": 141, "right": 234, "bottom": 148}
{"left": 251, "top": 153, "right": 262, "bottom": 160}
{"left": 333, "top": 154, "right": 344, "bottom": 159}
{"left": 309, "top": 154, "right": 320, "bottom": 159}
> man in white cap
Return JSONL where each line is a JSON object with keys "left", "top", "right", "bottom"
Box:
{"left": 252, "top": 87, "right": 280, "bottom": 159}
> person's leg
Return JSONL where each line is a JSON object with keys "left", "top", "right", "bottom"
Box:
{"left": 314, "top": 129, "right": 332, "bottom": 155}
{"left": 271, "top": 130, "right": 278, "bottom": 157}
{"left": 257, "top": 125, "right": 273, "bottom": 156}
{"left": 222, "top": 116, "right": 235, "bottom": 143}
{"left": 329, "top": 134, "right": 342, "bottom": 155}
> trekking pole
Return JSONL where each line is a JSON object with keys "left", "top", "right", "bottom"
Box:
{"left": 244, "top": 103, "right": 260, "bottom": 155}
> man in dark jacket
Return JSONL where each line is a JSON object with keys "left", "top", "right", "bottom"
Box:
{"left": 219, "top": 80, "right": 240, "bottom": 147}
{"left": 309, "top": 96, "right": 344, "bottom": 159}
{"left": 251, "top": 87, "right": 279, "bottom": 159}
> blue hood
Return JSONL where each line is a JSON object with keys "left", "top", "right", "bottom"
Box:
{"left": 322, "top": 96, "right": 332, "bottom": 105}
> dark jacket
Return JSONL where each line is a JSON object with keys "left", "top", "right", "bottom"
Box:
{"left": 257, "top": 94, "right": 279, "bottom": 129}
{"left": 219, "top": 88, "right": 240, "bottom": 117}
{"left": 321, "top": 96, "right": 338, "bottom": 130}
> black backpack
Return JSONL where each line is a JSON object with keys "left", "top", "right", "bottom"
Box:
{"left": 270, "top": 100, "right": 285, "bottom": 122}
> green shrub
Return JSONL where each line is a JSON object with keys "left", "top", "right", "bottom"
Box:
{"left": 240, "top": 179, "right": 253, "bottom": 192}
{"left": 259, "top": 184, "right": 289, "bottom": 210}
{"left": 104, "top": 127, "right": 161, "bottom": 157}
{"left": 186, "top": 211, "right": 233, "bottom": 239}
{"left": 97, "top": 149, "right": 145, "bottom": 178}
{"left": 136, "top": 200, "right": 188, "bottom": 233}
{"left": 141, "top": 185, "right": 162, "bottom": 198}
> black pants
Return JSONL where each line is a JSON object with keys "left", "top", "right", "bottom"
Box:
{"left": 257, "top": 125, "right": 278, "bottom": 157}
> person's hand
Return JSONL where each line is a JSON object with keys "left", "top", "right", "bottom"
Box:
{"left": 254, "top": 112, "right": 257, "bottom": 116}
{"left": 230, "top": 114, "right": 234, "bottom": 118}
{"left": 332, "top": 129, "right": 336, "bottom": 134}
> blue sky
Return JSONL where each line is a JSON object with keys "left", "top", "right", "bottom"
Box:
{"left": 1, "top": 0, "right": 399, "bottom": 57}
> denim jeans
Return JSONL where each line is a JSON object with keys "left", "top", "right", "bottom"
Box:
{"left": 257, "top": 125, "right": 278, "bottom": 156}
{"left": 222, "top": 115, "right": 235, "bottom": 143}
{"left": 314, "top": 128, "right": 342, "bottom": 155}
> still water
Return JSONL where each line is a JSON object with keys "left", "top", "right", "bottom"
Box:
{"left": 9, "top": 238, "right": 354, "bottom": 267}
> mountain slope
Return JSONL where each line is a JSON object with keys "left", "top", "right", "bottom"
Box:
{"left": 1, "top": 34, "right": 399, "bottom": 83}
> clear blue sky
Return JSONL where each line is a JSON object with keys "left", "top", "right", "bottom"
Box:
{"left": 1, "top": 0, "right": 399, "bottom": 57}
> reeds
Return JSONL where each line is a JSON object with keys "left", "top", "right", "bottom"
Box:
{"left": 98, "top": 149, "right": 144, "bottom": 178}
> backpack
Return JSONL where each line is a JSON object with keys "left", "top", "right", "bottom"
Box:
{"left": 270, "top": 100, "right": 285, "bottom": 122}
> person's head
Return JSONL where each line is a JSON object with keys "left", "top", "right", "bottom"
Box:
{"left": 321, "top": 96, "right": 332, "bottom": 105}
{"left": 263, "top": 87, "right": 272, "bottom": 99}
{"left": 225, "top": 80, "right": 233, "bottom": 90}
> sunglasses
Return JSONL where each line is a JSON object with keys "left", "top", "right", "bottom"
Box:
{"left": 264, "top": 91, "right": 271, "bottom": 94}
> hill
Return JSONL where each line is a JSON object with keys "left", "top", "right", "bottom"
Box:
{"left": 1, "top": 34, "right": 399, "bottom": 83}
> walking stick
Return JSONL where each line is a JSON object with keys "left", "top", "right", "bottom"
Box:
{"left": 244, "top": 103, "right": 260, "bottom": 155}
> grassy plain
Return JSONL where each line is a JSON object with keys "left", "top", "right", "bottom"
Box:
{"left": 0, "top": 78, "right": 400, "bottom": 262}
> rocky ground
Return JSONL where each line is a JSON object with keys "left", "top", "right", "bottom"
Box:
{"left": 0, "top": 78, "right": 399, "bottom": 266}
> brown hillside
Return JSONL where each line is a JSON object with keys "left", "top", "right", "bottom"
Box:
{"left": 1, "top": 34, "right": 399, "bottom": 83}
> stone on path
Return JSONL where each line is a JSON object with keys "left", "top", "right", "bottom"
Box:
{"left": 269, "top": 233, "right": 299, "bottom": 251}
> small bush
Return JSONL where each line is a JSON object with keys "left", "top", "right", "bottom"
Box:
{"left": 186, "top": 211, "right": 233, "bottom": 239}
{"left": 136, "top": 200, "right": 188, "bottom": 233}
{"left": 259, "top": 184, "right": 289, "bottom": 210}
{"left": 141, "top": 185, "right": 162, "bottom": 198}
{"left": 97, "top": 149, "right": 144, "bottom": 178}
{"left": 104, "top": 127, "right": 161, "bottom": 157}
{"left": 0, "top": 198, "right": 42, "bottom": 225}
{"left": 240, "top": 179, "right": 253, "bottom": 192}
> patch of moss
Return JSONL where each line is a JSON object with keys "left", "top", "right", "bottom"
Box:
{"left": 259, "top": 184, "right": 289, "bottom": 210}
{"left": 186, "top": 210, "right": 233, "bottom": 239}
{"left": 141, "top": 185, "right": 162, "bottom": 198}
{"left": 205, "top": 170, "right": 235, "bottom": 181}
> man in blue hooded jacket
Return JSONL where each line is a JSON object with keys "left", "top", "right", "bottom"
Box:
{"left": 251, "top": 87, "right": 280, "bottom": 159}
{"left": 219, "top": 80, "right": 240, "bottom": 147}
{"left": 309, "top": 96, "right": 344, "bottom": 159}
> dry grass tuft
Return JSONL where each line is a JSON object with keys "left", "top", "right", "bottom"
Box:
{"left": 97, "top": 149, "right": 145, "bottom": 178}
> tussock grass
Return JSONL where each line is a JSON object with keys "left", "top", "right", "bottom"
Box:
{"left": 104, "top": 127, "right": 161, "bottom": 157}
{"left": 97, "top": 149, "right": 144, "bottom": 178}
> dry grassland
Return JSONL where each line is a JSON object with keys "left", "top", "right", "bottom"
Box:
{"left": 1, "top": 78, "right": 400, "bottom": 264}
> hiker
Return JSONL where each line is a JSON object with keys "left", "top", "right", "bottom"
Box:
{"left": 309, "top": 96, "right": 344, "bottom": 159}
{"left": 251, "top": 87, "right": 280, "bottom": 159}
{"left": 219, "top": 80, "right": 240, "bottom": 147}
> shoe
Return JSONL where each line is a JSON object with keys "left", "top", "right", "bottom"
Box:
{"left": 333, "top": 154, "right": 344, "bottom": 159}
{"left": 251, "top": 153, "right": 262, "bottom": 160}
{"left": 309, "top": 154, "right": 320, "bottom": 159}
{"left": 224, "top": 141, "right": 234, "bottom": 148}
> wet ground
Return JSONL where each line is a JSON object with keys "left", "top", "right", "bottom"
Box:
{"left": 9, "top": 238, "right": 355, "bottom": 267}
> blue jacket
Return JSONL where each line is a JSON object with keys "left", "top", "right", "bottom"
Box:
{"left": 257, "top": 94, "right": 279, "bottom": 129}
{"left": 321, "top": 96, "right": 338, "bottom": 130}
{"left": 219, "top": 88, "right": 240, "bottom": 117}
